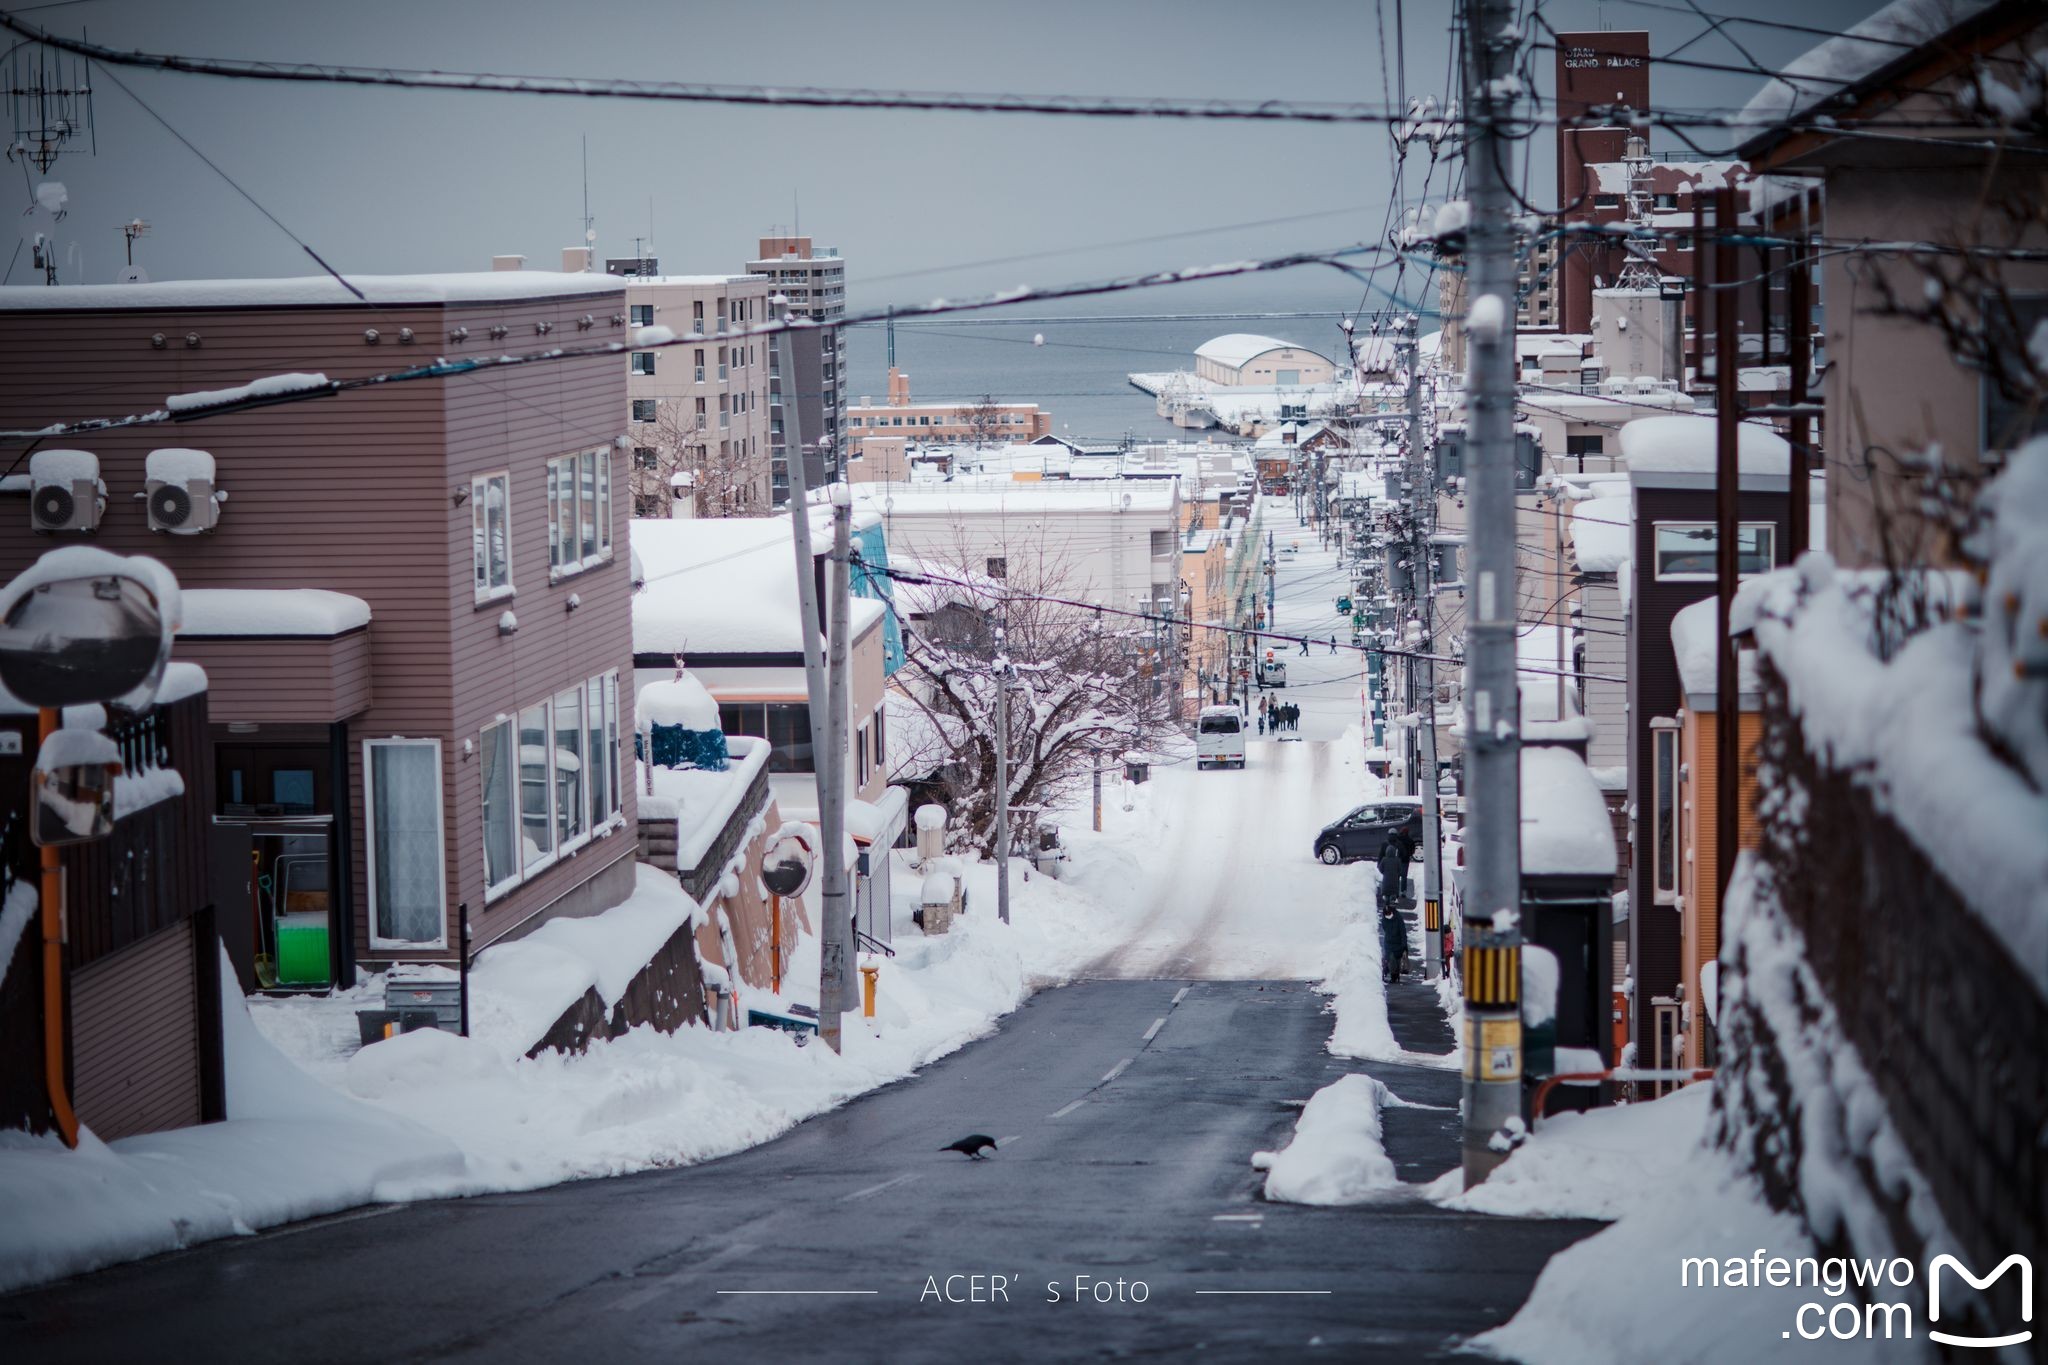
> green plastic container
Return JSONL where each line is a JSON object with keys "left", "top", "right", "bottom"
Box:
{"left": 275, "top": 913, "right": 330, "bottom": 986}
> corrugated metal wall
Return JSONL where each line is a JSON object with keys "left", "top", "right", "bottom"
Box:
{"left": 70, "top": 920, "right": 200, "bottom": 1141}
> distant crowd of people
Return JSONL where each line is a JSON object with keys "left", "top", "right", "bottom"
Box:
{"left": 1257, "top": 696, "right": 1300, "bottom": 734}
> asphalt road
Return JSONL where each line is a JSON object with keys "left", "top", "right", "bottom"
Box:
{"left": 1, "top": 978, "right": 1594, "bottom": 1364}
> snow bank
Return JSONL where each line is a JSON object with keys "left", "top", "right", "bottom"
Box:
{"left": 0, "top": 946, "right": 465, "bottom": 1295}
{"left": 637, "top": 673, "right": 719, "bottom": 730}
{"left": 1255, "top": 1073, "right": 1400, "bottom": 1205}
{"left": 638, "top": 736, "right": 770, "bottom": 867}
{"left": 1427, "top": 1083, "right": 1709, "bottom": 1220}
{"left": 1570, "top": 495, "right": 1631, "bottom": 573}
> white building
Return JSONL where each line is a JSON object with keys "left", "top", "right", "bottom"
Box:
{"left": 1193, "top": 334, "right": 1338, "bottom": 387}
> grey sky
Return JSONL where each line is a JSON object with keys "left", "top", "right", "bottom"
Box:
{"left": 6, "top": 0, "right": 1884, "bottom": 311}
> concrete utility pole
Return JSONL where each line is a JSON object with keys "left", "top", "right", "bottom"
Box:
{"left": 1459, "top": 0, "right": 1525, "bottom": 1187}
{"left": 1711, "top": 185, "right": 1741, "bottom": 1038}
{"left": 818, "top": 487, "right": 856, "bottom": 1051}
{"left": 1404, "top": 316, "right": 1446, "bottom": 981}
{"left": 993, "top": 624, "right": 1013, "bottom": 926}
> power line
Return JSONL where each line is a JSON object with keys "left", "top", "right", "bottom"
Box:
{"left": 0, "top": 14, "right": 1441, "bottom": 125}
{"left": 0, "top": 241, "right": 1381, "bottom": 442}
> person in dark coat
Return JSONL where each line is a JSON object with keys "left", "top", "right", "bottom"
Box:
{"left": 1377, "top": 830, "right": 1415, "bottom": 982}
{"left": 1298, "top": 636, "right": 1310, "bottom": 656}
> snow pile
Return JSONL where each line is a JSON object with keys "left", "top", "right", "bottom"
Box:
{"left": 1254, "top": 1073, "right": 1400, "bottom": 1205}
{"left": 0, "top": 947, "right": 465, "bottom": 1294}
{"left": 1520, "top": 747, "right": 1617, "bottom": 878}
{"left": 460, "top": 863, "right": 704, "bottom": 1054}
{"left": 1735, "top": 0, "right": 1990, "bottom": 128}
{"left": 637, "top": 673, "right": 720, "bottom": 730}
{"left": 179, "top": 588, "right": 371, "bottom": 637}
{"left": 1750, "top": 553, "right": 2048, "bottom": 993}
{"left": 1570, "top": 495, "right": 1631, "bottom": 573}
{"left": 165, "top": 372, "right": 331, "bottom": 413}
{"left": 1520, "top": 944, "right": 1559, "bottom": 1028}
{"left": 143, "top": 448, "right": 215, "bottom": 483}
{"left": 1977, "top": 435, "right": 2048, "bottom": 788}
{"left": 637, "top": 736, "right": 770, "bottom": 868}
{"left": 1428, "top": 1083, "right": 1708, "bottom": 1220}
{"left": 1621, "top": 414, "right": 1789, "bottom": 477}
{"left": 1671, "top": 597, "right": 1761, "bottom": 699}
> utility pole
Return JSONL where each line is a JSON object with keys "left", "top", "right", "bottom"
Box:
{"left": 1460, "top": 0, "right": 1525, "bottom": 1187}
{"left": 1403, "top": 315, "right": 1446, "bottom": 981}
{"left": 993, "top": 624, "right": 1013, "bottom": 926}
{"left": 1711, "top": 185, "right": 1741, "bottom": 1042}
{"left": 819, "top": 487, "right": 855, "bottom": 1050}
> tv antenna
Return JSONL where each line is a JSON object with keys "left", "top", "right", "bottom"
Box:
{"left": 6, "top": 36, "right": 95, "bottom": 174}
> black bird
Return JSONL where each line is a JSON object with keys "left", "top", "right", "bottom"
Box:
{"left": 940, "top": 1134, "right": 998, "bottom": 1160}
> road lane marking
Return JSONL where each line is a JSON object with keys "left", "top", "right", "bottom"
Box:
{"left": 1049, "top": 1099, "right": 1086, "bottom": 1119}
{"left": 1172, "top": 986, "right": 1190, "bottom": 1005}
{"left": 996, "top": 1134, "right": 1021, "bottom": 1148}
{"left": 1102, "top": 1057, "right": 1133, "bottom": 1083}
{"left": 1142, "top": 1017, "right": 1166, "bottom": 1042}
{"left": 1211, "top": 1214, "right": 1264, "bottom": 1222}
{"left": 840, "top": 1174, "right": 918, "bottom": 1202}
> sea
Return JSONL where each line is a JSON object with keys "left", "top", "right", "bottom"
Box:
{"left": 848, "top": 275, "right": 1375, "bottom": 444}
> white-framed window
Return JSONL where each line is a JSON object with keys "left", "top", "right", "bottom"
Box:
{"left": 480, "top": 717, "right": 519, "bottom": 899}
{"left": 482, "top": 671, "right": 625, "bottom": 901}
{"left": 1652, "top": 522, "right": 1775, "bottom": 581}
{"left": 547, "top": 450, "right": 612, "bottom": 579}
{"left": 365, "top": 738, "right": 447, "bottom": 948}
{"left": 1651, "top": 719, "right": 1680, "bottom": 905}
{"left": 472, "top": 471, "right": 513, "bottom": 602}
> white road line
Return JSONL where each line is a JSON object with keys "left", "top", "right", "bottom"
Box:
{"left": 1172, "top": 987, "right": 1191, "bottom": 1005}
{"left": 996, "top": 1134, "right": 1022, "bottom": 1148}
{"left": 1211, "top": 1213, "right": 1265, "bottom": 1222}
{"left": 1049, "top": 1099, "right": 1086, "bottom": 1119}
{"left": 1142, "top": 1017, "right": 1166, "bottom": 1042}
{"left": 1101, "top": 1057, "right": 1133, "bottom": 1084}
{"left": 840, "top": 1174, "right": 918, "bottom": 1203}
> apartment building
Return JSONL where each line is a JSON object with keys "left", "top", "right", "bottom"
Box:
{"left": 848, "top": 368, "right": 1051, "bottom": 459}
{"left": 0, "top": 271, "right": 640, "bottom": 980}
{"left": 610, "top": 263, "right": 773, "bottom": 517}
{"left": 746, "top": 236, "right": 847, "bottom": 500}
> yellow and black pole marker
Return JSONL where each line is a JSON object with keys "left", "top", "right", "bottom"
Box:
{"left": 1461, "top": 927, "right": 1522, "bottom": 1177}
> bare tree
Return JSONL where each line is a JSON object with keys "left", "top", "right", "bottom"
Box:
{"left": 888, "top": 548, "right": 1182, "bottom": 855}
{"left": 629, "top": 400, "right": 770, "bottom": 519}
{"left": 950, "top": 393, "right": 1006, "bottom": 448}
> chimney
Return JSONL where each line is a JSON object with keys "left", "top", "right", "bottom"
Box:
{"left": 492, "top": 255, "right": 526, "bottom": 272}
{"left": 561, "top": 246, "right": 592, "bottom": 274}
{"left": 888, "top": 367, "right": 911, "bottom": 407}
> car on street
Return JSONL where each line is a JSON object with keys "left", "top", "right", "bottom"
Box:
{"left": 1195, "top": 705, "right": 1247, "bottom": 769}
{"left": 1313, "top": 796, "right": 1423, "bottom": 865}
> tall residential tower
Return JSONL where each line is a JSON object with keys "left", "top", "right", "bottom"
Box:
{"left": 747, "top": 235, "right": 846, "bottom": 500}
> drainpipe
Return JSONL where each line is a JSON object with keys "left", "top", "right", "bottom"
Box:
{"left": 38, "top": 706, "right": 79, "bottom": 1148}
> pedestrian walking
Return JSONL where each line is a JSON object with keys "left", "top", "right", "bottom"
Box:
{"left": 1289, "top": 703, "right": 1300, "bottom": 730}
{"left": 1329, "top": 637, "right": 1338, "bottom": 654}
{"left": 1298, "top": 636, "right": 1310, "bottom": 656}
{"left": 1257, "top": 711, "right": 1266, "bottom": 736}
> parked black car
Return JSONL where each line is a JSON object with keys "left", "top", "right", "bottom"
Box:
{"left": 1314, "top": 799, "right": 1423, "bottom": 865}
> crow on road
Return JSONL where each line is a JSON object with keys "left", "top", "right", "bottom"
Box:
{"left": 940, "top": 1134, "right": 998, "bottom": 1159}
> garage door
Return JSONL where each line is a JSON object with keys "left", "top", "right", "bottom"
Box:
{"left": 71, "top": 920, "right": 201, "bottom": 1141}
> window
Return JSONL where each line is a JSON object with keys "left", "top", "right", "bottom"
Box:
{"left": 986, "top": 556, "right": 1007, "bottom": 580}
{"left": 1655, "top": 193, "right": 1678, "bottom": 210}
{"left": 554, "top": 686, "right": 586, "bottom": 847}
{"left": 632, "top": 398, "right": 657, "bottom": 423}
{"left": 719, "top": 395, "right": 730, "bottom": 429}
{"left": 856, "top": 721, "right": 870, "bottom": 787}
{"left": 1652, "top": 721, "right": 1680, "bottom": 904}
{"left": 482, "top": 671, "right": 622, "bottom": 901}
{"left": 718, "top": 348, "right": 729, "bottom": 380}
{"left": 694, "top": 347, "right": 706, "bottom": 383}
{"left": 630, "top": 304, "right": 654, "bottom": 327}
{"left": 717, "top": 702, "right": 814, "bottom": 773}
{"left": 1150, "top": 530, "right": 1172, "bottom": 557}
{"left": 547, "top": 450, "right": 612, "bottom": 577}
{"left": 520, "top": 702, "right": 555, "bottom": 873}
{"left": 471, "top": 471, "right": 513, "bottom": 601}
{"left": 1653, "top": 523, "right": 1775, "bottom": 580}
{"left": 692, "top": 300, "right": 705, "bottom": 329}
{"left": 1565, "top": 434, "right": 1605, "bottom": 456}
{"left": 365, "top": 739, "right": 445, "bottom": 947}
{"left": 480, "top": 719, "right": 518, "bottom": 896}
{"left": 634, "top": 446, "right": 658, "bottom": 470}
{"left": 631, "top": 352, "right": 656, "bottom": 375}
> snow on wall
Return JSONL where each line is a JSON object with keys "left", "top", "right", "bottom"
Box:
{"left": 179, "top": 588, "right": 370, "bottom": 637}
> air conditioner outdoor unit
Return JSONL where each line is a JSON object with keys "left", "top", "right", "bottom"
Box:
{"left": 28, "top": 449, "right": 105, "bottom": 533}
{"left": 143, "top": 448, "right": 223, "bottom": 534}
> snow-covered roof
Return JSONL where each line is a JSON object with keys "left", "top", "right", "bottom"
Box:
{"left": 1621, "top": 415, "right": 1790, "bottom": 481}
{"left": 1571, "top": 495, "right": 1632, "bottom": 575}
{"left": 1735, "top": 0, "right": 1993, "bottom": 130}
{"left": 0, "top": 272, "right": 626, "bottom": 311}
{"left": 621, "top": 273, "right": 766, "bottom": 288}
{"left": 1671, "top": 598, "right": 1762, "bottom": 701}
{"left": 1520, "top": 747, "right": 1619, "bottom": 877}
{"left": 1195, "top": 333, "right": 1331, "bottom": 369}
{"left": 632, "top": 517, "right": 885, "bottom": 656}
{"left": 855, "top": 486, "right": 1176, "bottom": 516}
{"left": 178, "top": 588, "right": 371, "bottom": 637}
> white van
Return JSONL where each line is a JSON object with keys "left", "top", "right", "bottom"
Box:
{"left": 1196, "top": 705, "right": 1247, "bottom": 769}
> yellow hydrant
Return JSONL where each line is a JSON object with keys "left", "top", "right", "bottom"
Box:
{"left": 860, "top": 963, "right": 880, "bottom": 1019}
